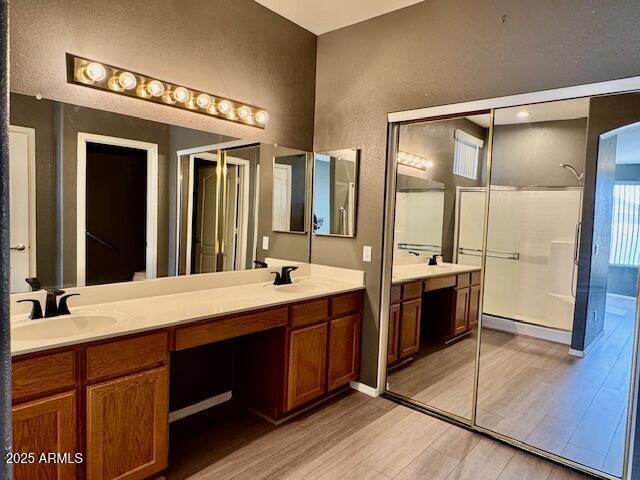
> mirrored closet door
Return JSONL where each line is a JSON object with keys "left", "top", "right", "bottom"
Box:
{"left": 384, "top": 90, "right": 640, "bottom": 479}
{"left": 385, "top": 111, "right": 491, "bottom": 421}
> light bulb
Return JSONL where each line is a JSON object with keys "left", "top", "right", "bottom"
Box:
{"left": 172, "top": 87, "right": 190, "bottom": 103}
{"left": 85, "top": 62, "right": 106, "bottom": 82}
{"left": 118, "top": 72, "right": 137, "bottom": 90}
{"left": 207, "top": 104, "right": 218, "bottom": 115}
{"left": 162, "top": 91, "right": 176, "bottom": 104}
{"left": 196, "top": 93, "right": 212, "bottom": 109}
{"left": 108, "top": 77, "right": 124, "bottom": 92}
{"left": 217, "top": 99, "right": 232, "bottom": 114}
{"left": 146, "top": 80, "right": 165, "bottom": 97}
{"left": 255, "top": 110, "right": 269, "bottom": 125}
{"left": 185, "top": 97, "right": 197, "bottom": 110}
{"left": 516, "top": 110, "right": 530, "bottom": 118}
{"left": 136, "top": 84, "right": 151, "bottom": 98}
{"left": 227, "top": 110, "right": 237, "bottom": 120}
{"left": 238, "top": 106, "right": 252, "bottom": 120}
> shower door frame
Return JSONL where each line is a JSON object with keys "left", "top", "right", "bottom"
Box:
{"left": 378, "top": 76, "right": 640, "bottom": 480}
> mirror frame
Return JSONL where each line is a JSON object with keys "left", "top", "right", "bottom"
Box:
{"left": 312, "top": 148, "right": 360, "bottom": 238}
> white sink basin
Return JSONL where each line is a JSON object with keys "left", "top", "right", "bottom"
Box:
{"left": 12, "top": 314, "right": 121, "bottom": 341}
{"left": 275, "top": 283, "right": 329, "bottom": 294}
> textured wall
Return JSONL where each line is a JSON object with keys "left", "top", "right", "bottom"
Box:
{"left": 10, "top": 0, "right": 317, "bottom": 151}
{"left": 313, "top": 0, "right": 640, "bottom": 387}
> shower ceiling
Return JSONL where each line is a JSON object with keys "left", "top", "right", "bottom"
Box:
{"left": 467, "top": 98, "right": 590, "bottom": 127}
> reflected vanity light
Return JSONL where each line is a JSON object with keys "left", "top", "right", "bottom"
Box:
{"left": 67, "top": 54, "right": 268, "bottom": 128}
{"left": 397, "top": 151, "right": 433, "bottom": 170}
{"left": 516, "top": 110, "right": 530, "bottom": 118}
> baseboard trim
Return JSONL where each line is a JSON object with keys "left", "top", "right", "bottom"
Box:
{"left": 349, "top": 381, "right": 379, "bottom": 398}
{"left": 568, "top": 348, "right": 584, "bottom": 358}
{"left": 568, "top": 328, "right": 606, "bottom": 358}
{"left": 169, "top": 391, "right": 232, "bottom": 423}
{"left": 482, "top": 314, "right": 572, "bottom": 345}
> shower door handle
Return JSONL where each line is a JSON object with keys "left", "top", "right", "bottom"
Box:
{"left": 573, "top": 222, "right": 581, "bottom": 266}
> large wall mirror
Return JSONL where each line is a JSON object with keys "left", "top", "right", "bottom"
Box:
{"left": 383, "top": 91, "right": 640, "bottom": 479}
{"left": 8, "top": 91, "right": 313, "bottom": 293}
{"left": 312, "top": 148, "right": 359, "bottom": 237}
{"left": 272, "top": 151, "right": 309, "bottom": 233}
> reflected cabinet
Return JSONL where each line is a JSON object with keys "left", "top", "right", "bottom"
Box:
{"left": 383, "top": 90, "right": 640, "bottom": 479}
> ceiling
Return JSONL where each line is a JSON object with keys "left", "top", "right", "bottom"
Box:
{"left": 255, "top": 0, "right": 423, "bottom": 35}
{"left": 466, "top": 98, "right": 590, "bottom": 127}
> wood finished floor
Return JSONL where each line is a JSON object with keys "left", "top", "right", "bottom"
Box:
{"left": 388, "top": 294, "right": 635, "bottom": 478}
{"left": 167, "top": 391, "right": 587, "bottom": 480}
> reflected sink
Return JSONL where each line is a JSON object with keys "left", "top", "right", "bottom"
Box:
{"left": 12, "top": 314, "right": 121, "bottom": 341}
{"left": 275, "top": 283, "right": 330, "bottom": 294}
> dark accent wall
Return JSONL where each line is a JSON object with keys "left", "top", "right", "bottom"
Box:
{"left": 492, "top": 119, "right": 588, "bottom": 187}
{"left": 10, "top": 0, "right": 317, "bottom": 151}
{"left": 0, "top": 1, "right": 10, "bottom": 474}
{"left": 572, "top": 93, "right": 640, "bottom": 352}
{"left": 313, "top": 0, "right": 640, "bottom": 387}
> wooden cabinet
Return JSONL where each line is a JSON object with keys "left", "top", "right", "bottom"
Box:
{"left": 399, "top": 298, "right": 421, "bottom": 359}
{"left": 328, "top": 314, "right": 361, "bottom": 391}
{"left": 454, "top": 288, "right": 470, "bottom": 337}
{"left": 387, "top": 303, "right": 400, "bottom": 364}
{"left": 286, "top": 323, "right": 328, "bottom": 410}
{"left": 12, "top": 391, "right": 77, "bottom": 480}
{"left": 468, "top": 284, "right": 481, "bottom": 329}
{"left": 86, "top": 367, "right": 168, "bottom": 480}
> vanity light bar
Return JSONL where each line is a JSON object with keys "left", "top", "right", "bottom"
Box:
{"left": 66, "top": 54, "right": 269, "bottom": 128}
{"left": 397, "top": 151, "right": 434, "bottom": 170}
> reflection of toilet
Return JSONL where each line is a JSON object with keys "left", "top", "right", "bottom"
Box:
{"left": 544, "top": 241, "right": 575, "bottom": 330}
{"left": 132, "top": 271, "right": 146, "bottom": 282}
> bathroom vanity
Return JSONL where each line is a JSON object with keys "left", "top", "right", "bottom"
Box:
{"left": 9, "top": 268, "right": 363, "bottom": 480}
{"left": 387, "top": 263, "right": 481, "bottom": 365}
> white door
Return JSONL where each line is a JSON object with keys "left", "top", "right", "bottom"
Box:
{"left": 272, "top": 164, "right": 292, "bottom": 231}
{"left": 9, "top": 126, "right": 36, "bottom": 293}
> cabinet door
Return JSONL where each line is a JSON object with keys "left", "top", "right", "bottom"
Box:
{"left": 454, "top": 288, "right": 470, "bottom": 337}
{"left": 328, "top": 314, "right": 361, "bottom": 391}
{"left": 12, "top": 391, "right": 77, "bottom": 480}
{"left": 398, "top": 299, "right": 421, "bottom": 359}
{"left": 468, "top": 284, "right": 481, "bottom": 329}
{"left": 387, "top": 303, "right": 400, "bottom": 364}
{"left": 87, "top": 367, "right": 168, "bottom": 480}
{"left": 286, "top": 323, "right": 328, "bottom": 411}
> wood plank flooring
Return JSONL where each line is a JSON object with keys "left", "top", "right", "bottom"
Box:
{"left": 387, "top": 294, "right": 635, "bottom": 477}
{"left": 167, "top": 391, "right": 587, "bottom": 480}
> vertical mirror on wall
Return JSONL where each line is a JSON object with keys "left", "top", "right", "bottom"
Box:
{"left": 272, "top": 151, "right": 309, "bottom": 233}
{"left": 312, "top": 148, "right": 359, "bottom": 237}
{"left": 476, "top": 94, "right": 640, "bottom": 477}
{"left": 386, "top": 112, "right": 490, "bottom": 420}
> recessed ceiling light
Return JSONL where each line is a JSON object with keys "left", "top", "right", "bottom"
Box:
{"left": 516, "top": 110, "right": 530, "bottom": 118}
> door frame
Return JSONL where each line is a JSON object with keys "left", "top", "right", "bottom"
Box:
{"left": 76, "top": 132, "right": 158, "bottom": 286}
{"left": 379, "top": 75, "right": 640, "bottom": 480}
{"left": 272, "top": 163, "right": 292, "bottom": 231}
{"left": 184, "top": 153, "right": 250, "bottom": 274}
{"left": 9, "top": 125, "right": 37, "bottom": 281}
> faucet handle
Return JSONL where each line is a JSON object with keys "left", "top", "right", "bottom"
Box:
{"left": 17, "top": 299, "right": 43, "bottom": 320}
{"left": 58, "top": 294, "right": 80, "bottom": 316}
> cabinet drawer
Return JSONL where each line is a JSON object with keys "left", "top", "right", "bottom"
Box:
{"left": 86, "top": 332, "right": 168, "bottom": 383}
{"left": 290, "top": 299, "right": 328, "bottom": 329}
{"left": 424, "top": 275, "right": 456, "bottom": 292}
{"left": 402, "top": 282, "right": 422, "bottom": 300}
{"left": 13, "top": 351, "right": 76, "bottom": 403}
{"left": 390, "top": 285, "right": 402, "bottom": 304}
{"left": 330, "top": 292, "right": 362, "bottom": 317}
{"left": 457, "top": 273, "right": 471, "bottom": 288}
{"left": 175, "top": 308, "right": 287, "bottom": 351}
{"left": 471, "top": 270, "right": 481, "bottom": 286}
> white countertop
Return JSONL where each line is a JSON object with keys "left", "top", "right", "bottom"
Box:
{"left": 392, "top": 262, "right": 480, "bottom": 284}
{"left": 10, "top": 265, "right": 364, "bottom": 357}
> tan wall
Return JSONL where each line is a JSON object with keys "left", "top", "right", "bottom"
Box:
{"left": 10, "top": 0, "right": 317, "bottom": 151}
{"left": 313, "top": 0, "right": 640, "bottom": 387}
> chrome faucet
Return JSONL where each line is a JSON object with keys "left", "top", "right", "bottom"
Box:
{"left": 271, "top": 266, "right": 299, "bottom": 285}
{"left": 17, "top": 289, "right": 80, "bottom": 320}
